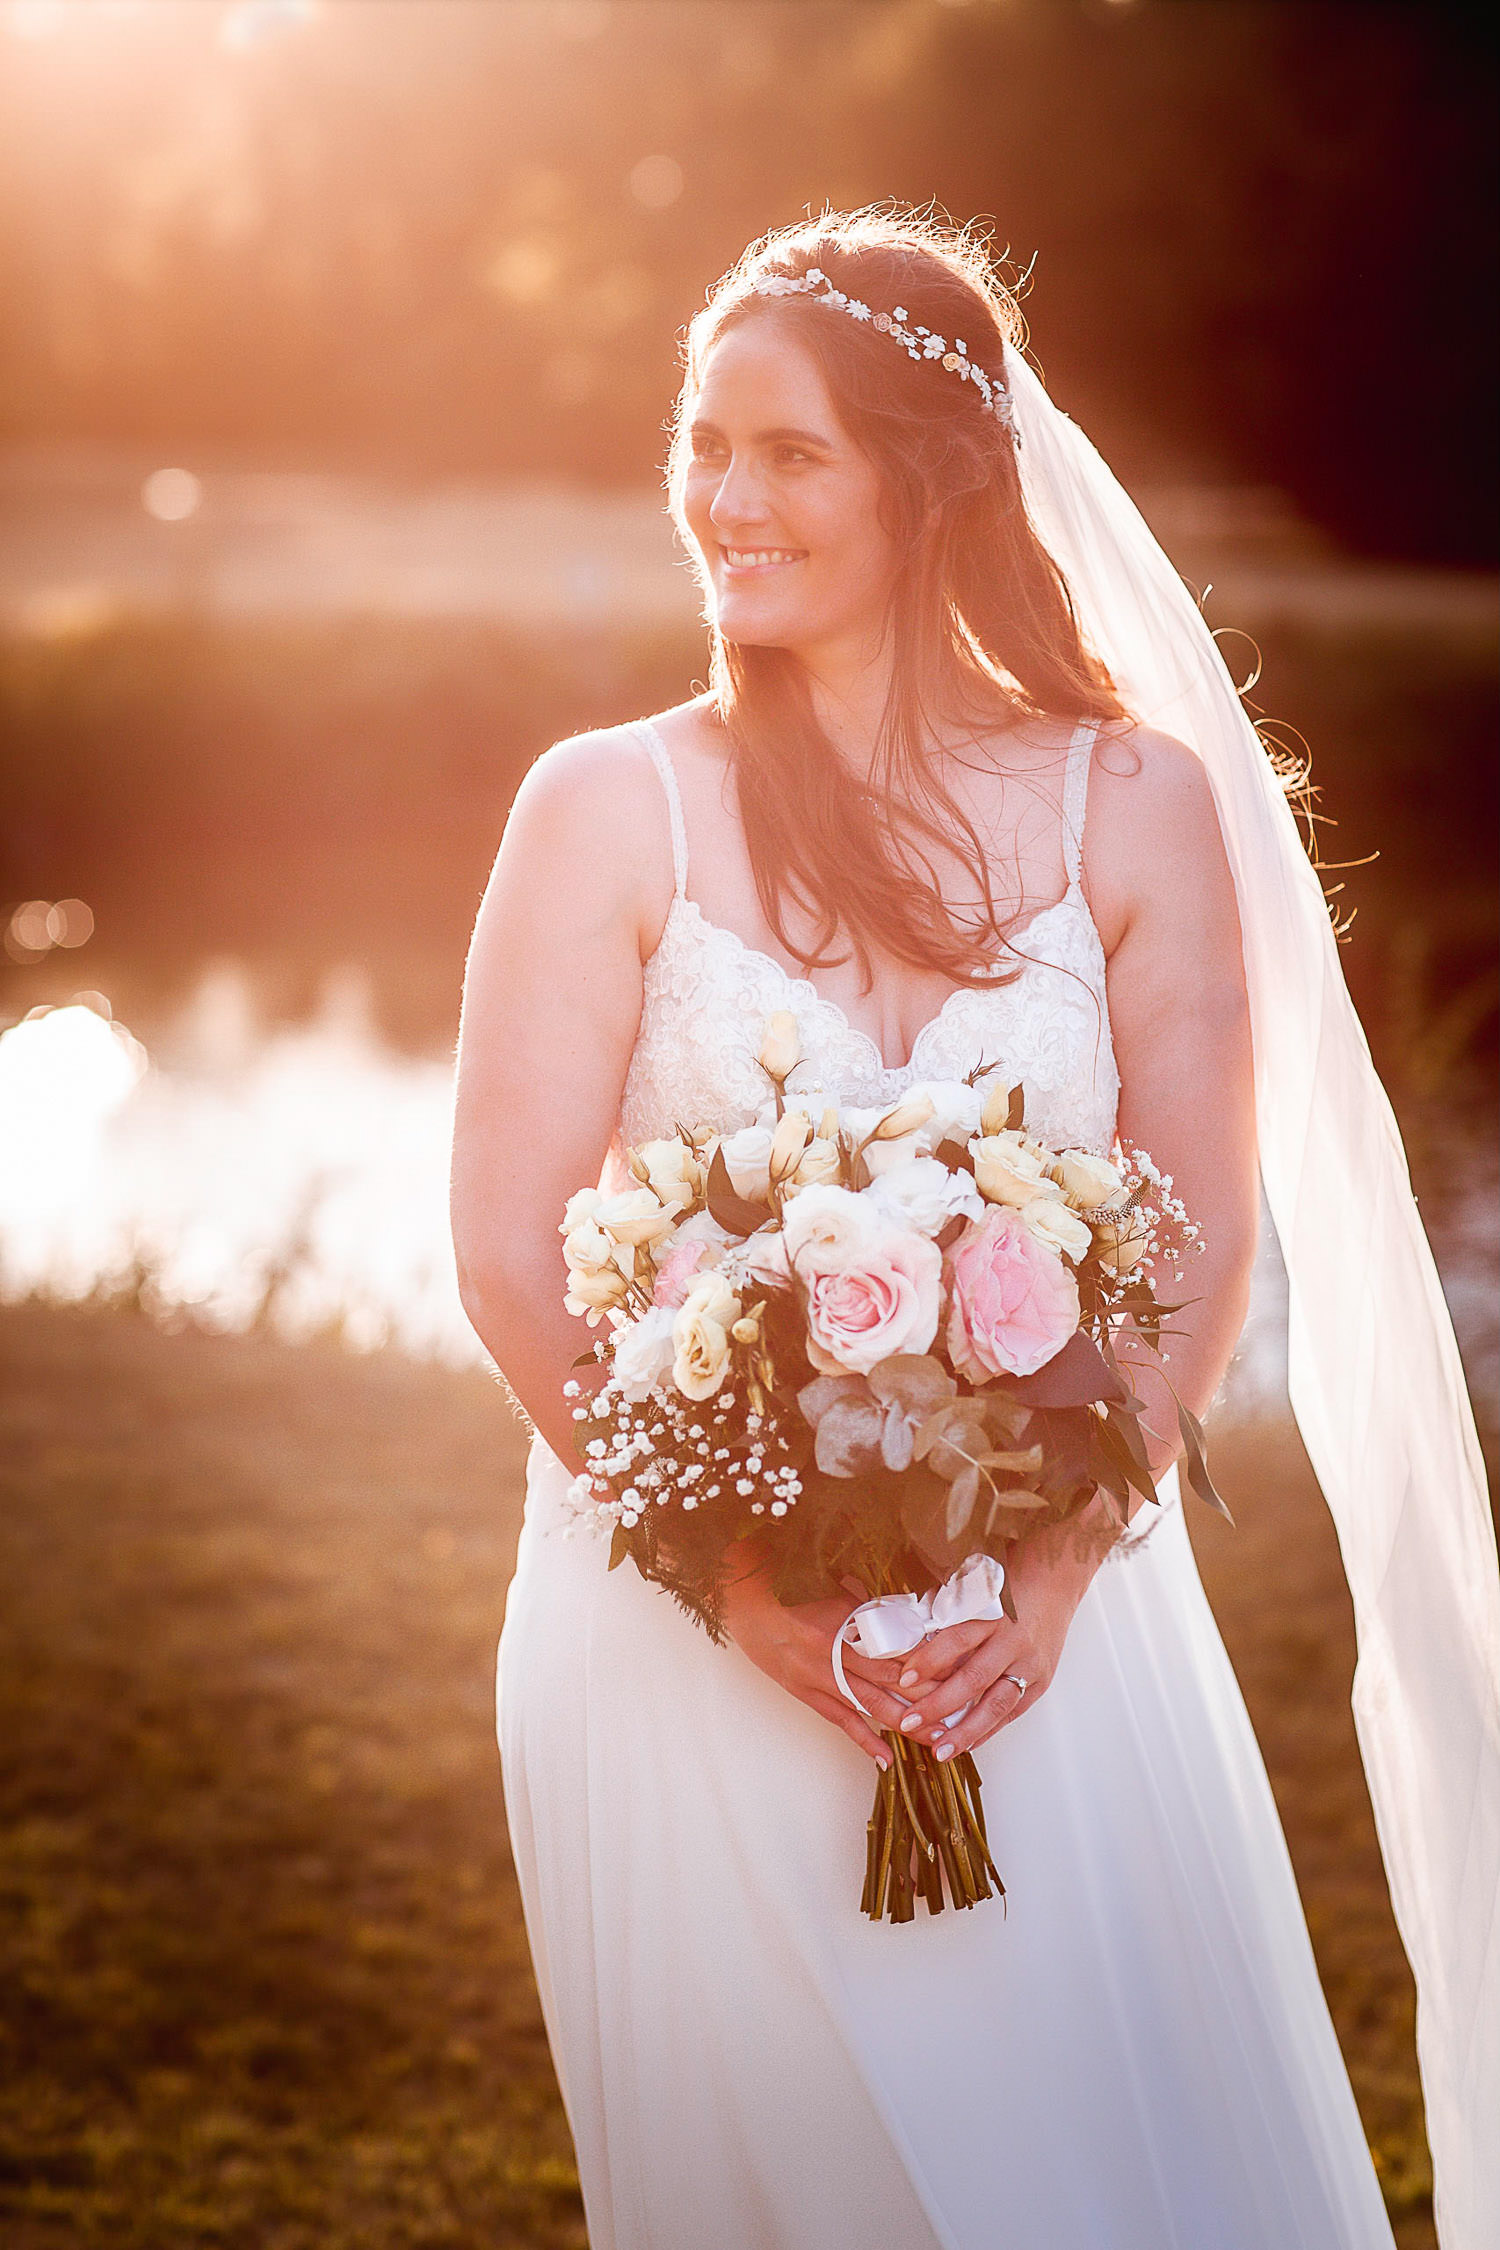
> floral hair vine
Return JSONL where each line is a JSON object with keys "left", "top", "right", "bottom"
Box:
{"left": 745, "top": 265, "right": 1019, "bottom": 442}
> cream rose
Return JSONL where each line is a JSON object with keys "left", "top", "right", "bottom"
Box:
{"left": 562, "top": 1217, "right": 616, "bottom": 1276}
{"left": 1093, "top": 1212, "right": 1150, "bottom": 1274}
{"left": 787, "top": 1136, "right": 843, "bottom": 1193}
{"left": 595, "top": 1186, "right": 678, "bottom": 1248}
{"left": 560, "top": 1186, "right": 604, "bottom": 1235}
{"left": 758, "top": 1009, "right": 802, "bottom": 1082}
{"left": 671, "top": 1271, "right": 741, "bottom": 1400}
{"left": 868, "top": 1094, "right": 935, "bottom": 1143}
{"left": 564, "top": 1263, "right": 630, "bottom": 1323}
{"left": 1019, "top": 1194, "right": 1094, "bottom": 1262}
{"left": 768, "top": 1108, "right": 812, "bottom": 1184}
{"left": 1056, "top": 1148, "right": 1124, "bottom": 1210}
{"left": 972, "top": 1129, "right": 1061, "bottom": 1209}
{"left": 635, "top": 1137, "right": 702, "bottom": 1216}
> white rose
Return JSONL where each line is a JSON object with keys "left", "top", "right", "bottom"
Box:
{"left": 720, "top": 1123, "right": 775, "bottom": 1202}
{"left": 740, "top": 1228, "right": 792, "bottom": 1287}
{"left": 780, "top": 1183, "right": 882, "bottom": 1269}
{"left": 972, "top": 1130, "right": 1061, "bottom": 1209}
{"left": 907, "top": 1079, "right": 984, "bottom": 1151}
{"left": 612, "top": 1305, "right": 677, "bottom": 1398}
{"left": 861, "top": 1130, "right": 926, "bottom": 1179}
{"left": 671, "top": 1271, "right": 741, "bottom": 1400}
{"left": 869, "top": 1156, "right": 985, "bottom": 1239}
{"left": 1056, "top": 1148, "right": 1124, "bottom": 1210}
{"left": 635, "top": 1137, "right": 702, "bottom": 1216}
{"left": 595, "top": 1186, "right": 677, "bottom": 1248}
{"left": 1019, "top": 1195, "right": 1094, "bottom": 1262}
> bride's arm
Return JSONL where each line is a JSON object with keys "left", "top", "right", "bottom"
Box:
{"left": 894, "top": 728, "right": 1259, "bottom": 1752}
{"left": 1088, "top": 723, "right": 1260, "bottom": 1482}
{"left": 450, "top": 731, "right": 668, "bottom": 1463}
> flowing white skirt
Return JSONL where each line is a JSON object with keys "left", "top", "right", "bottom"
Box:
{"left": 498, "top": 1440, "right": 1396, "bottom": 2250}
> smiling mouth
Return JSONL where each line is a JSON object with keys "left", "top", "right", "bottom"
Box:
{"left": 719, "top": 545, "right": 807, "bottom": 573}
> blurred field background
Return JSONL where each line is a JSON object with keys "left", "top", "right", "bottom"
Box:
{"left": 0, "top": 3, "right": 1495, "bottom": 2246}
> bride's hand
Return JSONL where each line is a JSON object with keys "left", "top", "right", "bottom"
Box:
{"left": 892, "top": 1517, "right": 1117, "bottom": 1758}
{"left": 720, "top": 1571, "right": 912, "bottom": 1767}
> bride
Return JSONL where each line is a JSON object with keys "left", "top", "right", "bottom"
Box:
{"left": 450, "top": 212, "right": 1497, "bottom": 2250}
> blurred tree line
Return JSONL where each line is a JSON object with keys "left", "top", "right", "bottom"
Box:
{"left": 0, "top": 0, "right": 1494, "bottom": 562}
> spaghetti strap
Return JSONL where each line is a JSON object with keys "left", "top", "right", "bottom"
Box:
{"left": 634, "top": 719, "right": 688, "bottom": 899}
{"left": 1061, "top": 721, "right": 1098, "bottom": 894}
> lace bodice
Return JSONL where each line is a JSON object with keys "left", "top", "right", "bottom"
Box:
{"left": 618, "top": 719, "right": 1119, "bottom": 1158}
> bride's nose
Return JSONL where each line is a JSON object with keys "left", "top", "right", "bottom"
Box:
{"left": 707, "top": 454, "right": 773, "bottom": 534}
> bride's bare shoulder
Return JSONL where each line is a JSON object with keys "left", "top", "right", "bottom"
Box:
{"left": 515, "top": 697, "right": 721, "bottom": 820}
{"left": 494, "top": 715, "right": 689, "bottom": 953}
{"left": 513, "top": 716, "right": 658, "bottom": 826}
{"left": 1087, "top": 719, "right": 1238, "bottom": 944}
{"left": 1091, "top": 720, "right": 1226, "bottom": 846}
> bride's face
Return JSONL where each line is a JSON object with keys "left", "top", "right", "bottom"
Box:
{"left": 675, "top": 317, "right": 902, "bottom": 661}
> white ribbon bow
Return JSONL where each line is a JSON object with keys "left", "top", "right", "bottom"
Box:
{"left": 831, "top": 1552, "right": 1009, "bottom": 1725}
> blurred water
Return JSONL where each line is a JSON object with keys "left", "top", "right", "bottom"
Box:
{"left": 0, "top": 968, "right": 482, "bottom": 1368}
{"left": 1, "top": 965, "right": 1494, "bottom": 1436}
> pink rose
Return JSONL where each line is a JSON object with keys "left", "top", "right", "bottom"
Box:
{"left": 783, "top": 1189, "right": 942, "bottom": 1376}
{"left": 945, "top": 1207, "right": 1080, "bottom": 1382}
{"left": 652, "top": 1238, "right": 710, "bottom": 1309}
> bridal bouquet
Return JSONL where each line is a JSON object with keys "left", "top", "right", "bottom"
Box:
{"left": 559, "top": 1012, "right": 1225, "bottom": 1924}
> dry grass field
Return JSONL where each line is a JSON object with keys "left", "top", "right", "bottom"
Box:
{"left": 0, "top": 1300, "right": 1437, "bottom": 2248}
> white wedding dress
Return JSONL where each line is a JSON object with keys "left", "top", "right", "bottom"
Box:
{"left": 497, "top": 718, "right": 1397, "bottom": 2250}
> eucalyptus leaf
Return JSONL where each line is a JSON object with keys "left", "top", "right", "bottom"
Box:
{"left": 813, "top": 1397, "right": 888, "bottom": 1478}
{"left": 868, "top": 1354, "right": 957, "bottom": 1418}
{"left": 976, "top": 1444, "right": 1046, "bottom": 1476}
{"left": 945, "top": 1462, "right": 980, "bottom": 1540}
{"left": 880, "top": 1411, "right": 916, "bottom": 1472}
{"left": 913, "top": 1400, "right": 990, "bottom": 1479}
{"left": 798, "top": 1372, "right": 868, "bottom": 1427}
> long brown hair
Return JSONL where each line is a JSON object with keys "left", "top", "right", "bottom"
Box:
{"left": 666, "top": 208, "right": 1125, "bottom": 985}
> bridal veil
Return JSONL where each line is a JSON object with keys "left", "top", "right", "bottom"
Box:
{"left": 1001, "top": 342, "right": 1499, "bottom": 2250}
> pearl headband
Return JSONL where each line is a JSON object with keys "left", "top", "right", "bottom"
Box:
{"left": 744, "top": 264, "right": 1018, "bottom": 441}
